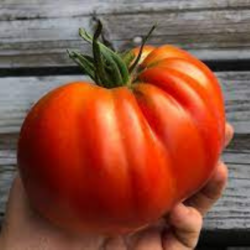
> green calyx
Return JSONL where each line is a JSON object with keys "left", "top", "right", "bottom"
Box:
{"left": 68, "top": 21, "right": 156, "bottom": 89}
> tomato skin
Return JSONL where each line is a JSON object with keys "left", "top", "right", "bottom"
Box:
{"left": 18, "top": 45, "right": 225, "bottom": 235}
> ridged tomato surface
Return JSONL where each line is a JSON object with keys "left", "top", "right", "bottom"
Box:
{"left": 18, "top": 45, "right": 225, "bottom": 235}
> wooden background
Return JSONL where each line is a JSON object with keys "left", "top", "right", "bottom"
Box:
{"left": 0, "top": 0, "right": 250, "bottom": 248}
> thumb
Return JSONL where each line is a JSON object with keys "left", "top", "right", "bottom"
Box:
{"left": 162, "top": 203, "right": 202, "bottom": 249}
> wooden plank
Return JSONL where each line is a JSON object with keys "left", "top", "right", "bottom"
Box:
{"left": 0, "top": 72, "right": 249, "bottom": 134}
{"left": 1, "top": 0, "right": 249, "bottom": 20}
{"left": 101, "top": 9, "right": 250, "bottom": 61}
{"left": 0, "top": 136, "right": 17, "bottom": 211}
{"left": 0, "top": 75, "right": 90, "bottom": 133}
{"left": 1, "top": 1, "right": 250, "bottom": 68}
{"left": 0, "top": 166, "right": 14, "bottom": 215}
{"left": 204, "top": 156, "right": 250, "bottom": 230}
{"left": 218, "top": 72, "right": 250, "bottom": 134}
{"left": 0, "top": 17, "right": 92, "bottom": 68}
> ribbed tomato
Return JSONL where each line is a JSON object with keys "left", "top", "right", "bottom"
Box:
{"left": 18, "top": 24, "right": 225, "bottom": 235}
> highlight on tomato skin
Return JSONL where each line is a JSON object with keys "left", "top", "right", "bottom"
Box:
{"left": 17, "top": 23, "right": 226, "bottom": 235}
{"left": 131, "top": 45, "right": 155, "bottom": 64}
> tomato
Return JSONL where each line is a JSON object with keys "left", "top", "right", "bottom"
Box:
{"left": 18, "top": 25, "right": 225, "bottom": 235}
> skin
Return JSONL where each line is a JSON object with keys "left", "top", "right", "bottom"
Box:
{"left": 0, "top": 123, "right": 233, "bottom": 250}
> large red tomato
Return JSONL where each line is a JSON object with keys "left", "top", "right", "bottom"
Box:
{"left": 18, "top": 25, "right": 225, "bottom": 235}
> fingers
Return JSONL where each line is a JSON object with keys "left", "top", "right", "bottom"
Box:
{"left": 162, "top": 233, "right": 190, "bottom": 250}
{"left": 102, "top": 236, "right": 127, "bottom": 250}
{"left": 5, "top": 175, "right": 45, "bottom": 230}
{"left": 159, "top": 122, "right": 233, "bottom": 249}
{"left": 184, "top": 161, "right": 228, "bottom": 216}
{"left": 4, "top": 175, "right": 32, "bottom": 224}
{"left": 128, "top": 228, "right": 163, "bottom": 250}
{"left": 105, "top": 123, "right": 234, "bottom": 250}
{"left": 162, "top": 203, "right": 202, "bottom": 249}
{"left": 224, "top": 123, "right": 234, "bottom": 148}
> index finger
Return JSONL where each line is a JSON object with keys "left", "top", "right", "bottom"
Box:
{"left": 224, "top": 123, "right": 234, "bottom": 148}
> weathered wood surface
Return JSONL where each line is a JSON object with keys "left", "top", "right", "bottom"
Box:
{"left": 1, "top": 72, "right": 250, "bottom": 134}
{"left": 1, "top": 0, "right": 250, "bottom": 18}
{"left": 0, "top": 75, "right": 89, "bottom": 133}
{"left": 0, "top": 2, "right": 250, "bottom": 248}
{"left": 1, "top": 0, "right": 250, "bottom": 68}
{"left": 1, "top": 71, "right": 250, "bottom": 231}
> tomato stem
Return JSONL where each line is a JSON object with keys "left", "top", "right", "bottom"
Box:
{"left": 68, "top": 21, "right": 156, "bottom": 88}
{"left": 92, "top": 21, "right": 110, "bottom": 87}
{"left": 129, "top": 25, "right": 156, "bottom": 74}
{"left": 67, "top": 50, "right": 96, "bottom": 82}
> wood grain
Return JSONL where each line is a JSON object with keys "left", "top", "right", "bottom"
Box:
{"left": 0, "top": 71, "right": 250, "bottom": 231}
{"left": 1, "top": 0, "right": 250, "bottom": 20}
{"left": 1, "top": 0, "right": 250, "bottom": 68}
{"left": 0, "top": 75, "right": 90, "bottom": 133}
{"left": 0, "top": 72, "right": 249, "bottom": 134}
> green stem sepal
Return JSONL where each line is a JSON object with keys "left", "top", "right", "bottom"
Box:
{"left": 68, "top": 21, "right": 156, "bottom": 89}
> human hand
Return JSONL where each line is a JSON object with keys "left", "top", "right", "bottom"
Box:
{"left": 0, "top": 124, "right": 233, "bottom": 250}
